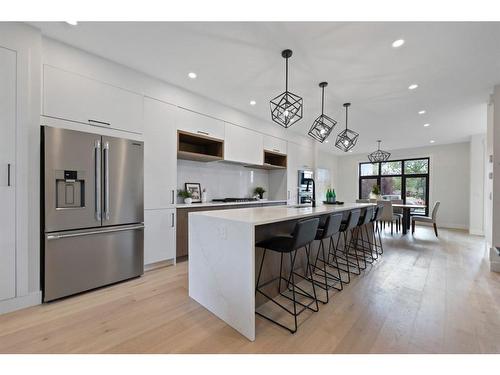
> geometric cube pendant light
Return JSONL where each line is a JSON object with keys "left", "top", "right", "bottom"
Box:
{"left": 335, "top": 103, "right": 359, "bottom": 152}
{"left": 270, "top": 49, "right": 303, "bottom": 128}
{"left": 308, "top": 82, "right": 337, "bottom": 143}
{"left": 368, "top": 140, "right": 391, "bottom": 162}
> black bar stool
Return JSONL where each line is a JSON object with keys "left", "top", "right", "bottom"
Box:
{"left": 255, "top": 217, "right": 320, "bottom": 334}
{"left": 309, "top": 212, "right": 344, "bottom": 303}
{"left": 330, "top": 209, "right": 362, "bottom": 283}
{"left": 354, "top": 206, "right": 376, "bottom": 265}
{"left": 371, "top": 203, "right": 385, "bottom": 255}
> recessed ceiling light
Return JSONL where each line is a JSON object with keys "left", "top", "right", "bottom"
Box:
{"left": 430, "top": 140, "right": 435, "bottom": 144}
{"left": 392, "top": 39, "right": 405, "bottom": 48}
{"left": 418, "top": 110, "right": 426, "bottom": 115}
{"left": 188, "top": 72, "right": 197, "bottom": 79}
{"left": 408, "top": 84, "right": 418, "bottom": 90}
{"left": 325, "top": 140, "right": 329, "bottom": 143}
{"left": 249, "top": 100, "right": 256, "bottom": 106}
{"left": 423, "top": 123, "right": 430, "bottom": 127}
{"left": 65, "top": 21, "right": 78, "bottom": 26}
{"left": 349, "top": 150, "right": 353, "bottom": 153}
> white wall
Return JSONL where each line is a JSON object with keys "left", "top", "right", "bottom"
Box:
{"left": 335, "top": 142, "right": 471, "bottom": 230}
{"left": 177, "top": 160, "right": 270, "bottom": 201}
{"left": 469, "top": 134, "right": 486, "bottom": 235}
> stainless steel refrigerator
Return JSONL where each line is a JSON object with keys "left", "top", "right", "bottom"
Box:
{"left": 41, "top": 126, "right": 144, "bottom": 302}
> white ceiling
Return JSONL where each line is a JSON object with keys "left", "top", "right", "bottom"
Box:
{"left": 30, "top": 22, "right": 500, "bottom": 155}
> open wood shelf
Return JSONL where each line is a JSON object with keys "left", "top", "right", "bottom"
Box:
{"left": 177, "top": 130, "right": 224, "bottom": 162}
{"left": 263, "top": 150, "right": 287, "bottom": 169}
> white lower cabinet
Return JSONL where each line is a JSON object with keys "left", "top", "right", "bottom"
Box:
{"left": 144, "top": 209, "right": 176, "bottom": 265}
{"left": 224, "top": 123, "right": 263, "bottom": 165}
{"left": 0, "top": 46, "right": 16, "bottom": 301}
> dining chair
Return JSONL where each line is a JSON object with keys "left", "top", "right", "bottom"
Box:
{"left": 377, "top": 200, "right": 400, "bottom": 235}
{"left": 412, "top": 201, "right": 441, "bottom": 237}
{"left": 392, "top": 199, "right": 404, "bottom": 231}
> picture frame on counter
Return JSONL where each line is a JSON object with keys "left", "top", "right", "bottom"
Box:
{"left": 185, "top": 183, "right": 202, "bottom": 203}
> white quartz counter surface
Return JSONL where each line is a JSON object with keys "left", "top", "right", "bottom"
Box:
{"left": 176, "top": 199, "right": 287, "bottom": 209}
{"left": 189, "top": 202, "right": 373, "bottom": 226}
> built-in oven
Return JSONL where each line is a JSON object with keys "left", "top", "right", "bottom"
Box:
{"left": 298, "top": 169, "right": 314, "bottom": 204}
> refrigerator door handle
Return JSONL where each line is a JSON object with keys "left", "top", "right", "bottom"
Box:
{"left": 95, "top": 140, "right": 102, "bottom": 221}
{"left": 103, "top": 141, "right": 110, "bottom": 220}
{"left": 46, "top": 224, "right": 145, "bottom": 240}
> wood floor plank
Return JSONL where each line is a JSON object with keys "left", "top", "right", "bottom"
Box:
{"left": 0, "top": 227, "right": 499, "bottom": 353}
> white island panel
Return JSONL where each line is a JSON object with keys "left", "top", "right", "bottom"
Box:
{"left": 188, "top": 213, "right": 256, "bottom": 341}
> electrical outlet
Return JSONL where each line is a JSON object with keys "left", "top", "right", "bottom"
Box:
{"left": 218, "top": 225, "right": 227, "bottom": 240}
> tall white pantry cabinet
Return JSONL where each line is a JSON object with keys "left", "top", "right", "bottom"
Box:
{"left": 0, "top": 46, "right": 17, "bottom": 302}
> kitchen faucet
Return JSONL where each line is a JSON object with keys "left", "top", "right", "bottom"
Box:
{"left": 304, "top": 178, "right": 316, "bottom": 207}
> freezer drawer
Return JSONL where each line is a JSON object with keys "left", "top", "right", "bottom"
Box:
{"left": 43, "top": 224, "right": 144, "bottom": 302}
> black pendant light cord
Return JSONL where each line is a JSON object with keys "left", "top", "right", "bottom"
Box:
{"left": 321, "top": 85, "right": 324, "bottom": 115}
{"left": 285, "top": 56, "right": 288, "bottom": 92}
{"left": 345, "top": 104, "right": 348, "bottom": 130}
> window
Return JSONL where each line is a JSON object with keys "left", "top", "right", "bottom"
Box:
{"left": 359, "top": 157, "right": 430, "bottom": 216}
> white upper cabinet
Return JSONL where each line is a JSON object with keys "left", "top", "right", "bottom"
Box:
{"left": 263, "top": 135, "right": 287, "bottom": 155}
{"left": 144, "top": 97, "right": 177, "bottom": 209}
{"left": 176, "top": 108, "right": 225, "bottom": 140}
{"left": 224, "top": 124, "right": 264, "bottom": 165}
{"left": 43, "top": 65, "right": 144, "bottom": 134}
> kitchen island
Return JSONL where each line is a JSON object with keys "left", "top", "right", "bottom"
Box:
{"left": 188, "top": 203, "right": 373, "bottom": 341}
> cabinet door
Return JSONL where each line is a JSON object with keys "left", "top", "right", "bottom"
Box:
{"left": 264, "top": 135, "right": 287, "bottom": 155}
{"left": 176, "top": 108, "right": 225, "bottom": 140}
{"left": 0, "top": 46, "right": 16, "bottom": 301}
{"left": 144, "top": 98, "right": 177, "bottom": 209}
{"left": 43, "top": 65, "right": 143, "bottom": 134}
{"left": 144, "top": 209, "right": 176, "bottom": 265}
{"left": 224, "top": 123, "right": 264, "bottom": 165}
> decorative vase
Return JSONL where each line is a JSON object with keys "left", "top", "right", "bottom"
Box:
{"left": 184, "top": 197, "right": 192, "bottom": 204}
{"left": 258, "top": 193, "right": 264, "bottom": 199}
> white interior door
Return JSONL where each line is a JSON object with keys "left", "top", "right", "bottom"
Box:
{"left": 0, "top": 46, "right": 17, "bottom": 301}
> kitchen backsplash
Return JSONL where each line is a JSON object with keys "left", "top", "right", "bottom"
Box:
{"left": 177, "top": 160, "right": 270, "bottom": 202}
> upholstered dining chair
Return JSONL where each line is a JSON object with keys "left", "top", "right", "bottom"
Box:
{"left": 377, "top": 200, "right": 400, "bottom": 235}
{"left": 412, "top": 201, "right": 441, "bottom": 237}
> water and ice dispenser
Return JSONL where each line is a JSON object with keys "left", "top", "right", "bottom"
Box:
{"left": 55, "top": 170, "right": 85, "bottom": 209}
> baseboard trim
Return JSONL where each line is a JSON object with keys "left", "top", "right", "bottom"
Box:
{"left": 469, "top": 229, "right": 485, "bottom": 236}
{"left": 0, "top": 291, "right": 42, "bottom": 315}
{"left": 144, "top": 259, "right": 175, "bottom": 272}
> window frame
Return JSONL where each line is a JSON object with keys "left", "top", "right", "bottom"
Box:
{"left": 358, "top": 157, "right": 430, "bottom": 216}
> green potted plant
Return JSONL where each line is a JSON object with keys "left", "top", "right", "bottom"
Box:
{"left": 178, "top": 189, "right": 193, "bottom": 204}
{"left": 253, "top": 186, "right": 266, "bottom": 200}
{"left": 370, "top": 184, "right": 381, "bottom": 200}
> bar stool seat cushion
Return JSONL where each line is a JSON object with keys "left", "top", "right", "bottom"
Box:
{"left": 256, "top": 236, "right": 295, "bottom": 253}
{"left": 412, "top": 215, "right": 433, "bottom": 223}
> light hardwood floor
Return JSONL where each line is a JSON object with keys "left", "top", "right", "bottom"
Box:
{"left": 1, "top": 227, "right": 499, "bottom": 353}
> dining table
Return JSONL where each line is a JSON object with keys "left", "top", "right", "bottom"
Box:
{"left": 392, "top": 203, "right": 427, "bottom": 235}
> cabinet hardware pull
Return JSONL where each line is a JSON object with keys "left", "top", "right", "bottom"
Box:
{"left": 171, "top": 189, "right": 175, "bottom": 204}
{"left": 171, "top": 213, "right": 175, "bottom": 227}
{"left": 7, "top": 163, "right": 11, "bottom": 187}
{"left": 88, "top": 119, "right": 111, "bottom": 126}
{"left": 47, "top": 224, "right": 145, "bottom": 240}
{"left": 197, "top": 131, "right": 209, "bottom": 136}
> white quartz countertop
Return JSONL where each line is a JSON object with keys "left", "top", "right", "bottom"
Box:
{"left": 189, "top": 202, "right": 373, "bottom": 226}
{"left": 176, "top": 199, "right": 287, "bottom": 209}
